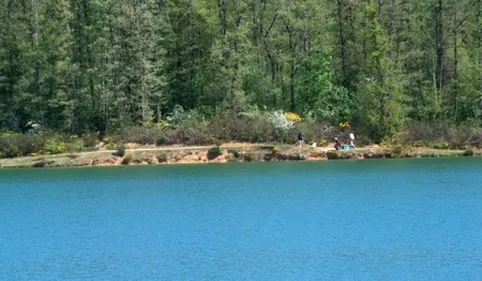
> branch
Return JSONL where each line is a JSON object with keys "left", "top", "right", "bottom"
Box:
{"left": 440, "top": 13, "right": 471, "bottom": 47}
{"left": 264, "top": 12, "right": 278, "bottom": 37}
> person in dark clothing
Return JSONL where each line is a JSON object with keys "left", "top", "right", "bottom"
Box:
{"left": 334, "top": 137, "right": 342, "bottom": 150}
{"left": 298, "top": 132, "right": 305, "bottom": 147}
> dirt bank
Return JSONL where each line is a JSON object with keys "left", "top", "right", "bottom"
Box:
{"left": 0, "top": 144, "right": 480, "bottom": 169}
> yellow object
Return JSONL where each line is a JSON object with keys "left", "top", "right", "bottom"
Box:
{"left": 339, "top": 121, "right": 350, "bottom": 128}
{"left": 284, "top": 112, "right": 302, "bottom": 122}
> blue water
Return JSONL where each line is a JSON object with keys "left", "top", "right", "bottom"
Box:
{"left": 1, "top": 158, "right": 481, "bottom": 280}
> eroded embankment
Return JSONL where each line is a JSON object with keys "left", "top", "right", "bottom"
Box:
{"left": 0, "top": 145, "right": 480, "bottom": 169}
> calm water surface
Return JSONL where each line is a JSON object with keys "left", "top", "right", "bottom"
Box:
{"left": 1, "top": 158, "right": 481, "bottom": 280}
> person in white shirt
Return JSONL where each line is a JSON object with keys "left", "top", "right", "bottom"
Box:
{"left": 349, "top": 133, "right": 355, "bottom": 148}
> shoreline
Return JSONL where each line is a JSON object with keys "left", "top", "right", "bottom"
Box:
{"left": 0, "top": 144, "right": 480, "bottom": 169}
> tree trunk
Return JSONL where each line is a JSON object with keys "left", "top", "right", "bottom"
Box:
{"left": 336, "top": 0, "right": 347, "bottom": 84}
{"left": 378, "top": 0, "right": 383, "bottom": 20}
{"left": 290, "top": 57, "right": 296, "bottom": 111}
{"left": 436, "top": 0, "right": 444, "bottom": 90}
{"left": 287, "top": 24, "right": 296, "bottom": 111}
{"left": 478, "top": 0, "right": 481, "bottom": 67}
{"left": 269, "top": 55, "right": 277, "bottom": 107}
{"left": 452, "top": 0, "right": 458, "bottom": 120}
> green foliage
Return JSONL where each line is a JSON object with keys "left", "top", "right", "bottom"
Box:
{"left": 106, "top": 143, "right": 116, "bottom": 150}
{"left": 464, "top": 149, "right": 474, "bottom": 156}
{"left": 166, "top": 105, "right": 188, "bottom": 127}
{"left": 207, "top": 146, "right": 222, "bottom": 160}
{"left": 82, "top": 133, "right": 100, "bottom": 148}
{"left": 156, "top": 151, "right": 168, "bottom": 163}
{"left": 43, "top": 137, "right": 66, "bottom": 155}
{"left": 115, "top": 147, "right": 126, "bottom": 157}
{"left": 66, "top": 136, "right": 85, "bottom": 152}
{"left": 386, "top": 122, "right": 477, "bottom": 150}
{"left": 121, "top": 154, "right": 132, "bottom": 165}
{"left": 0, "top": 134, "right": 45, "bottom": 158}
{"left": 0, "top": 0, "right": 480, "bottom": 145}
{"left": 116, "top": 127, "right": 161, "bottom": 145}
{"left": 0, "top": 133, "right": 99, "bottom": 158}
{"left": 265, "top": 110, "right": 295, "bottom": 135}
{"left": 0, "top": 140, "right": 21, "bottom": 158}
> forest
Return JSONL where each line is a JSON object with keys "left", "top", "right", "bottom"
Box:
{"left": 0, "top": 0, "right": 481, "bottom": 155}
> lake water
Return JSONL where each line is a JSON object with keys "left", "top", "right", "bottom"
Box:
{"left": 1, "top": 158, "right": 481, "bottom": 280}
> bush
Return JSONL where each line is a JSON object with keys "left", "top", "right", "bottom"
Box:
{"left": 209, "top": 112, "right": 276, "bottom": 143}
{"left": 0, "top": 133, "right": 93, "bottom": 158}
{"left": 43, "top": 137, "right": 66, "bottom": 155}
{"left": 106, "top": 143, "right": 116, "bottom": 150}
{"left": 396, "top": 121, "right": 476, "bottom": 149}
{"left": 0, "top": 141, "right": 21, "bottom": 158}
{"left": 115, "top": 127, "right": 161, "bottom": 145}
{"left": 121, "top": 154, "right": 132, "bottom": 165}
{"left": 156, "top": 131, "right": 165, "bottom": 146}
{"left": 0, "top": 134, "right": 44, "bottom": 157}
{"left": 66, "top": 136, "right": 85, "bottom": 152}
{"left": 82, "top": 133, "right": 99, "bottom": 148}
{"left": 164, "top": 120, "right": 213, "bottom": 145}
{"left": 207, "top": 146, "right": 222, "bottom": 160}
{"left": 156, "top": 151, "right": 168, "bottom": 163}
{"left": 115, "top": 147, "right": 126, "bottom": 157}
{"left": 470, "top": 131, "right": 482, "bottom": 148}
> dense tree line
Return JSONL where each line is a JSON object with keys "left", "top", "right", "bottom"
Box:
{"left": 0, "top": 0, "right": 481, "bottom": 140}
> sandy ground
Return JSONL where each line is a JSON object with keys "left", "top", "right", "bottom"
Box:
{"left": 0, "top": 142, "right": 477, "bottom": 168}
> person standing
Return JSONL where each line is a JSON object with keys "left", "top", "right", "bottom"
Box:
{"left": 349, "top": 133, "right": 355, "bottom": 148}
{"left": 298, "top": 132, "right": 305, "bottom": 147}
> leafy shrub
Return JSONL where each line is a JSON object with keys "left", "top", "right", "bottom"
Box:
{"left": 43, "top": 137, "right": 66, "bottom": 155}
{"left": 116, "top": 127, "right": 161, "bottom": 145}
{"left": 209, "top": 112, "right": 276, "bottom": 143}
{"left": 0, "top": 133, "right": 78, "bottom": 158}
{"left": 207, "top": 146, "right": 222, "bottom": 160}
{"left": 470, "top": 131, "right": 482, "bottom": 148}
{"left": 164, "top": 120, "right": 213, "bottom": 145}
{"left": 66, "top": 136, "right": 85, "bottom": 152}
{"left": 121, "top": 154, "right": 132, "bottom": 165}
{"left": 0, "top": 130, "right": 15, "bottom": 137}
{"left": 266, "top": 110, "right": 295, "bottom": 135}
{"left": 106, "top": 143, "right": 116, "bottom": 150}
{"left": 82, "top": 133, "right": 99, "bottom": 148}
{"left": 156, "top": 151, "right": 168, "bottom": 163}
{"left": 115, "top": 147, "right": 126, "bottom": 157}
{"left": 399, "top": 122, "right": 475, "bottom": 149}
{"left": 14, "top": 134, "right": 44, "bottom": 156}
{"left": 166, "top": 105, "right": 188, "bottom": 126}
{"left": 0, "top": 141, "right": 21, "bottom": 158}
{"left": 156, "top": 131, "right": 165, "bottom": 146}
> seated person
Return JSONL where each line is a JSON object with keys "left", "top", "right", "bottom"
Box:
{"left": 334, "top": 137, "right": 342, "bottom": 150}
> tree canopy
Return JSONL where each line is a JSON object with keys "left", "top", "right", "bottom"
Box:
{"left": 0, "top": 0, "right": 481, "bottom": 140}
